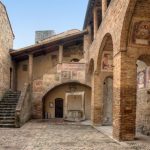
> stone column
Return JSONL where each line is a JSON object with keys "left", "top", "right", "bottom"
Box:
{"left": 64, "top": 93, "right": 68, "bottom": 118}
{"left": 93, "top": 7, "right": 98, "bottom": 39}
{"left": 102, "top": 0, "right": 107, "bottom": 18}
{"left": 113, "top": 51, "right": 137, "bottom": 141}
{"left": 81, "top": 92, "right": 85, "bottom": 119}
{"left": 59, "top": 45, "right": 63, "bottom": 63}
{"left": 28, "top": 54, "right": 33, "bottom": 86}
{"left": 91, "top": 71, "right": 103, "bottom": 125}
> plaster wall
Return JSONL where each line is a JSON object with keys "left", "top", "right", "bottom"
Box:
{"left": 43, "top": 84, "right": 91, "bottom": 120}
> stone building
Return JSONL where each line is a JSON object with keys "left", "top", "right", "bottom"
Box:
{"left": 0, "top": 0, "right": 150, "bottom": 142}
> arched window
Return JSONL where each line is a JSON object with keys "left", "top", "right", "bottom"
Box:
{"left": 71, "top": 58, "right": 80, "bottom": 62}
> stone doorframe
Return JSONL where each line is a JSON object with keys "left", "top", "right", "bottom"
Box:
{"left": 64, "top": 91, "right": 85, "bottom": 121}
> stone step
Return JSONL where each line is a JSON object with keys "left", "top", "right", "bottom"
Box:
{"left": 0, "top": 103, "right": 16, "bottom": 105}
{"left": 0, "top": 116, "right": 15, "bottom": 120}
{"left": 0, "top": 110, "right": 15, "bottom": 113}
{"left": 4, "top": 93, "right": 20, "bottom": 96}
{"left": 0, "top": 112, "right": 15, "bottom": 116}
{"left": 0, "top": 108, "right": 15, "bottom": 111}
{"left": 2, "top": 99, "right": 19, "bottom": 101}
{"left": 0, "top": 124, "right": 15, "bottom": 128}
{"left": 3, "top": 97, "right": 20, "bottom": 100}
{"left": 4, "top": 96, "right": 20, "bottom": 98}
{"left": 0, "top": 105, "right": 16, "bottom": 108}
{"left": 1, "top": 100, "right": 18, "bottom": 102}
{"left": 4, "top": 93, "right": 20, "bottom": 97}
{"left": 0, "top": 101, "right": 18, "bottom": 104}
{"left": 0, "top": 90, "right": 20, "bottom": 128}
{"left": 3, "top": 97, "right": 19, "bottom": 99}
{"left": 3, "top": 96, "right": 20, "bottom": 99}
{"left": 5, "top": 91, "right": 20, "bottom": 94}
{"left": 0, "top": 102, "right": 17, "bottom": 105}
{"left": 0, "top": 106, "right": 16, "bottom": 109}
{"left": 0, "top": 119, "right": 15, "bottom": 124}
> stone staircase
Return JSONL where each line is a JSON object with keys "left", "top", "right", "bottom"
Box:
{"left": 0, "top": 90, "right": 21, "bottom": 128}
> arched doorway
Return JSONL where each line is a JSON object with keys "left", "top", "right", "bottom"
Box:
{"left": 102, "top": 77, "right": 113, "bottom": 125}
{"left": 55, "top": 98, "right": 64, "bottom": 118}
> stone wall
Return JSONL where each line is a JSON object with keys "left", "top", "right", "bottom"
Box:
{"left": 17, "top": 44, "right": 84, "bottom": 91}
{"left": 0, "top": 2, "right": 14, "bottom": 99}
{"left": 16, "top": 42, "right": 88, "bottom": 118}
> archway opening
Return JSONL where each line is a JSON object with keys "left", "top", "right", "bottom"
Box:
{"left": 92, "top": 33, "right": 113, "bottom": 134}
{"left": 42, "top": 82, "right": 91, "bottom": 121}
{"left": 97, "top": 33, "right": 113, "bottom": 125}
{"left": 102, "top": 77, "right": 113, "bottom": 126}
{"left": 136, "top": 55, "right": 150, "bottom": 136}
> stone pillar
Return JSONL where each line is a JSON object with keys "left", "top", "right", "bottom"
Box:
{"left": 59, "top": 45, "right": 63, "bottom": 63}
{"left": 28, "top": 54, "right": 33, "bottom": 86}
{"left": 64, "top": 93, "right": 68, "bottom": 118}
{"left": 102, "top": 0, "right": 107, "bottom": 18}
{"left": 113, "top": 52, "right": 137, "bottom": 141}
{"left": 93, "top": 7, "right": 98, "bottom": 39}
{"left": 91, "top": 71, "right": 103, "bottom": 125}
{"left": 81, "top": 92, "right": 85, "bottom": 119}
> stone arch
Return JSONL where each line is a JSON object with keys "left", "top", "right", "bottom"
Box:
{"left": 91, "top": 33, "right": 114, "bottom": 125}
{"left": 120, "top": 0, "right": 137, "bottom": 50}
{"left": 42, "top": 81, "right": 91, "bottom": 120}
{"left": 96, "top": 33, "right": 113, "bottom": 73}
{"left": 42, "top": 81, "right": 91, "bottom": 99}
{"left": 120, "top": 0, "right": 150, "bottom": 51}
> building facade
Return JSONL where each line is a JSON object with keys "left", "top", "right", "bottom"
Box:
{"left": 0, "top": 0, "right": 150, "bottom": 141}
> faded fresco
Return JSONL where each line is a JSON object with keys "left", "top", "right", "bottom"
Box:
{"left": 57, "top": 63, "right": 86, "bottom": 82}
{"left": 132, "top": 21, "right": 150, "bottom": 46}
{"left": 33, "top": 80, "right": 43, "bottom": 92}
{"left": 101, "top": 51, "right": 113, "bottom": 72}
{"left": 137, "top": 70, "right": 146, "bottom": 89}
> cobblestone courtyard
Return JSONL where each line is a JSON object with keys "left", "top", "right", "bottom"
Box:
{"left": 0, "top": 120, "right": 150, "bottom": 150}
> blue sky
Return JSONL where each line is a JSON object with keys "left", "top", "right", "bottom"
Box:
{"left": 1, "top": 0, "right": 88, "bottom": 49}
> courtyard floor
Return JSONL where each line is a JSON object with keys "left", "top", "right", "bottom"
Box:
{"left": 0, "top": 120, "right": 150, "bottom": 150}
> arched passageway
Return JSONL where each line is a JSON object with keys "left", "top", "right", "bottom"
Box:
{"left": 91, "top": 33, "right": 113, "bottom": 125}
{"left": 102, "top": 77, "right": 113, "bottom": 126}
{"left": 42, "top": 82, "right": 91, "bottom": 121}
{"left": 136, "top": 56, "right": 150, "bottom": 136}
